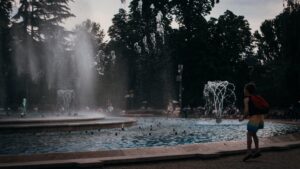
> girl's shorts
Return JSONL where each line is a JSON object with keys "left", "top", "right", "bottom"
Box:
{"left": 247, "top": 115, "right": 264, "bottom": 132}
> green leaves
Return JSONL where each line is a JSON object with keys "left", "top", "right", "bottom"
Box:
{"left": 253, "top": 2, "right": 300, "bottom": 105}
{"left": 12, "top": 0, "right": 74, "bottom": 41}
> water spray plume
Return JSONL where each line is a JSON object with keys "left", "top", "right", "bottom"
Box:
{"left": 203, "top": 81, "right": 236, "bottom": 122}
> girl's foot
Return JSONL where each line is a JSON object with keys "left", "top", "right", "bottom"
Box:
{"left": 252, "top": 150, "right": 262, "bottom": 158}
{"left": 243, "top": 152, "right": 253, "bottom": 162}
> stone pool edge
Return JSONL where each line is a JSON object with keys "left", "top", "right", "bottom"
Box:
{"left": 0, "top": 132, "right": 300, "bottom": 169}
{"left": 0, "top": 117, "right": 137, "bottom": 132}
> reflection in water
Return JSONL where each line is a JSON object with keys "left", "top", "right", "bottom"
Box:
{"left": 0, "top": 117, "right": 299, "bottom": 155}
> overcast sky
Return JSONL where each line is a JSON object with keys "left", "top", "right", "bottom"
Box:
{"left": 64, "top": 0, "right": 284, "bottom": 40}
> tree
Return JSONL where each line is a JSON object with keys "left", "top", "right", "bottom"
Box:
{"left": 171, "top": 0, "right": 218, "bottom": 35}
{"left": 13, "top": 0, "right": 74, "bottom": 41}
{"left": 207, "top": 10, "right": 253, "bottom": 105}
{"left": 11, "top": 0, "right": 75, "bottom": 80}
{"left": 0, "top": 0, "right": 13, "bottom": 107}
{"left": 169, "top": 0, "right": 220, "bottom": 106}
{"left": 108, "top": 0, "right": 221, "bottom": 108}
{"left": 10, "top": 0, "right": 74, "bottom": 108}
{"left": 107, "top": 9, "right": 134, "bottom": 108}
{"left": 254, "top": 1, "right": 300, "bottom": 106}
{"left": 109, "top": 8, "right": 129, "bottom": 42}
{"left": 74, "top": 19, "right": 105, "bottom": 51}
{"left": 0, "top": 0, "right": 12, "bottom": 29}
{"left": 209, "top": 10, "right": 252, "bottom": 64}
{"left": 111, "top": 0, "right": 175, "bottom": 108}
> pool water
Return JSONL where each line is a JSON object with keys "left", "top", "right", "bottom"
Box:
{"left": 0, "top": 117, "right": 299, "bottom": 155}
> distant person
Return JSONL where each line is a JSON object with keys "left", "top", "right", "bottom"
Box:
{"left": 167, "top": 100, "right": 174, "bottom": 115}
{"left": 296, "top": 101, "right": 300, "bottom": 121}
{"left": 240, "top": 83, "right": 269, "bottom": 161}
{"left": 107, "top": 105, "right": 114, "bottom": 113}
{"left": 182, "top": 105, "right": 191, "bottom": 118}
{"left": 288, "top": 105, "right": 294, "bottom": 120}
{"left": 106, "top": 100, "right": 114, "bottom": 113}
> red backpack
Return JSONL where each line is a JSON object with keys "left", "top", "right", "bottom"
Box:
{"left": 250, "top": 95, "right": 270, "bottom": 114}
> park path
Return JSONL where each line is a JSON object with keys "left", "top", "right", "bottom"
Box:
{"left": 104, "top": 148, "right": 300, "bottom": 169}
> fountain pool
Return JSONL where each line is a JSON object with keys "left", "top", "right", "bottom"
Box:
{"left": 0, "top": 117, "right": 299, "bottom": 155}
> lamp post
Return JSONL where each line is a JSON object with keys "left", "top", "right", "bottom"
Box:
{"left": 177, "top": 64, "right": 183, "bottom": 111}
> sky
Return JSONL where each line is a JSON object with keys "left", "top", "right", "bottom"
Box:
{"left": 64, "top": 0, "right": 285, "bottom": 41}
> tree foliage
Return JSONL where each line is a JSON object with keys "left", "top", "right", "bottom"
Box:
{"left": 1, "top": 0, "right": 299, "bottom": 110}
{"left": 253, "top": 1, "right": 300, "bottom": 106}
{"left": 0, "top": 0, "right": 13, "bottom": 107}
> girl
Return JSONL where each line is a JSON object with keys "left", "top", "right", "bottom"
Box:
{"left": 240, "top": 83, "right": 264, "bottom": 161}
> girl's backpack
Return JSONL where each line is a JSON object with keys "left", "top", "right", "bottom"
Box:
{"left": 250, "top": 95, "right": 270, "bottom": 114}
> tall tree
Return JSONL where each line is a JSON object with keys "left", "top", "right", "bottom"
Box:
{"left": 170, "top": 0, "right": 219, "bottom": 106}
{"left": 171, "top": 0, "right": 218, "bottom": 36}
{"left": 13, "top": 0, "right": 74, "bottom": 41}
{"left": 0, "top": 0, "right": 13, "bottom": 107}
{"left": 11, "top": 0, "right": 74, "bottom": 108}
{"left": 123, "top": 0, "right": 174, "bottom": 107}
{"left": 254, "top": 1, "right": 300, "bottom": 105}
{"left": 108, "top": 0, "right": 221, "bottom": 108}
{"left": 208, "top": 10, "right": 253, "bottom": 105}
{"left": 107, "top": 9, "right": 134, "bottom": 108}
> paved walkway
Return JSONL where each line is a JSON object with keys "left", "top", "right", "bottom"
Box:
{"left": 104, "top": 147, "right": 300, "bottom": 169}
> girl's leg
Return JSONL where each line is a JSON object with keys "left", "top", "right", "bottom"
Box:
{"left": 247, "top": 131, "right": 253, "bottom": 152}
{"left": 252, "top": 132, "right": 262, "bottom": 158}
{"left": 253, "top": 132, "right": 259, "bottom": 150}
{"left": 243, "top": 131, "right": 254, "bottom": 161}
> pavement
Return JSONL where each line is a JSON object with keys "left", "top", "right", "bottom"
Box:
{"left": 104, "top": 147, "right": 300, "bottom": 169}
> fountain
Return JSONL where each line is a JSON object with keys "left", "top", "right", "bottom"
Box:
{"left": 20, "top": 98, "right": 27, "bottom": 118}
{"left": 156, "top": 11, "right": 165, "bottom": 44}
{"left": 137, "top": 0, "right": 143, "bottom": 15}
{"left": 203, "top": 81, "right": 236, "bottom": 123}
{"left": 57, "top": 89, "right": 75, "bottom": 113}
{"left": 1, "top": 117, "right": 300, "bottom": 155}
{"left": 1, "top": 2, "right": 299, "bottom": 167}
{"left": 0, "top": 19, "right": 136, "bottom": 132}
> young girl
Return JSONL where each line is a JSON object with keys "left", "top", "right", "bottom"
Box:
{"left": 240, "top": 83, "right": 264, "bottom": 161}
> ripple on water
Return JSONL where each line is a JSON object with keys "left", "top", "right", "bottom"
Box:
{"left": 0, "top": 117, "right": 299, "bottom": 155}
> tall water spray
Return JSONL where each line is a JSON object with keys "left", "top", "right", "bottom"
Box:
{"left": 156, "top": 11, "right": 165, "bottom": 44}
{"left": 143, "top": 36, "right": 149, "bottom": 53}
{"left": 134, "top": 42, "right": 142, "bottom": 54}
{"left": 72, "top": 28, "right": 97, "bottom": 107}
{"left": 137, "top": 0, "right": 143, "bottom": 15}
{"left": 150, "top": 33, "right": 156, "bottom": 49}
{"left": 57, "top": 89, "right": 74, "bottom": 113}
{"left": 203, "top": 81, "right": 236, "bottom": 122}
{"left": 13, "top": 25, "right": 102, "bottom": 110}
{"left": 133, "top": 1, "right": 165, "bottom": 53}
